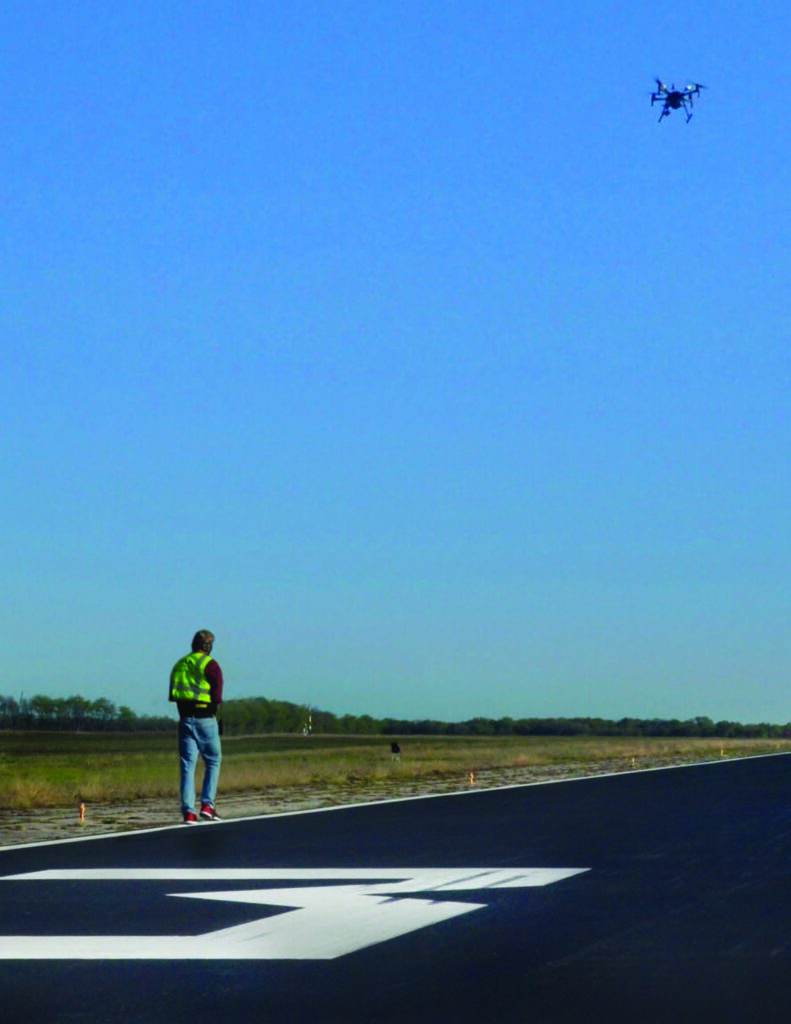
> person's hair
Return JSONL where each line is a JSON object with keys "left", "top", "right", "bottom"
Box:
{"left": 191, "top": 630, "right": 215, "bottom": 653}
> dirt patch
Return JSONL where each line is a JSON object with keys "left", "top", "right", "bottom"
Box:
{"left": 0, "top": 755, "right": 719, "bottom": 847}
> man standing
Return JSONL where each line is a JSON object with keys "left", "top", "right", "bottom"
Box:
{"left": 169, "top": 629, "right": 224, "bottom": 824}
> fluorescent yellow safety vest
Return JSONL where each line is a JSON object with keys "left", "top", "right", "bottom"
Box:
{"left": 169, "top": 652, "right": 213, "bottom": 704}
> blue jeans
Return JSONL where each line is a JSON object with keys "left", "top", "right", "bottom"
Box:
{"left": 178, "top": 716, "right": 222, "bottom": 814}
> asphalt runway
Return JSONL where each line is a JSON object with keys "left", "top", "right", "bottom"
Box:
{"left": 2, "top": 754, "right": 791, "bottom": 1023}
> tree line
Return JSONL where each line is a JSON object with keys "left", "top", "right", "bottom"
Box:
{"left": 0, "top": 694, "right": 173, "bottom": 732}
{"left": 2, "top": 692, "right": 789, "bottom": 740}
{"left": 219, "top": 701, "right": 791, "bottom": 740}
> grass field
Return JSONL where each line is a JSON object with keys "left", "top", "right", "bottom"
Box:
{"left": 1, "top": 731, "right": 789, "bottom": 811}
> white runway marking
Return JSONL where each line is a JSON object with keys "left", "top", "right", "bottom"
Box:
{"left": 0, "top": 866, "right": 588, "bottom": 960}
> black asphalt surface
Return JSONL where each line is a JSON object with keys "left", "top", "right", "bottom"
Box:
{"left": 2, "top": 754, "right": 791, "bottom": 1023}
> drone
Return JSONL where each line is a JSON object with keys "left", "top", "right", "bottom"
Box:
{"left": 651, "top": 79, "right": 706, "bottom": 122}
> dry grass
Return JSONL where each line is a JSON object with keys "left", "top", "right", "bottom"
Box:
{"left": 1, "top": 731, "right": 788, "bottom": 810}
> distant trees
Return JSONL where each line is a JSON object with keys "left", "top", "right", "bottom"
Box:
{"left": 221, "top": 697, "right": 316, "bottom": 737}
{"left": 1, "top": 689, "right": 789, "bottom": 741}
{"left": 219, "top": 700, "right": 791, "bottom": 741}
{"left": 0, "top": 694, "right": 174, "bottom": 732}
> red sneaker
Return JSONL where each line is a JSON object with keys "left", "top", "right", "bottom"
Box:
{"left": 183, "top": 811, "right": 199, "bottom": 825}
{"left": 199, "top": 804, "right": 222, "bottom": 821}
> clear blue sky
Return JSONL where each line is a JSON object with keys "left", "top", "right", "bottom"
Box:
{"left": 3, "top": 2, "right": 790, "bottom": 724}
